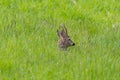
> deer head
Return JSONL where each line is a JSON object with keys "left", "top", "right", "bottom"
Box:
{"left": 57, "top": 24, "right": 75, "bottom": 50}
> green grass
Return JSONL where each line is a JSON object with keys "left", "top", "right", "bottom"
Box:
{"left": 0, "top": 0, "right": 120, "bottom": 80}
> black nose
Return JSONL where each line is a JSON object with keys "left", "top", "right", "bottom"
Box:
{"left": 72, "top": 43, "right": 75, "bottom": 46}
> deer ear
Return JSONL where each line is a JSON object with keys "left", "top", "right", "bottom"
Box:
{"left": 57, "top": 30, "right": 64, "bottom": 40}
{"left": 57, "top": 30, "right": 61, "bottom": 37}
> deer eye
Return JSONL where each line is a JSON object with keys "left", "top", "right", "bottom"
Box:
{"left": 68, "top": 38, "right": 71, "bottom": 40}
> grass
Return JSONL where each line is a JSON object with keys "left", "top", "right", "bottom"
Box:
{"left": 0, "top": 0, "right": 120, "bottom": 80}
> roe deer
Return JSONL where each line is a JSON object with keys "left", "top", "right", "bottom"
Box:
{"left": 57, "top": 24, "right": 75, "bottom": 50}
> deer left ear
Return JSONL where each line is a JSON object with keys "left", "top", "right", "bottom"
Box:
{"left": 57, "top": 30, "right": 61, "bottom": 37}
{"left": 57, "top": 30, "right": 64, "bottom": 40}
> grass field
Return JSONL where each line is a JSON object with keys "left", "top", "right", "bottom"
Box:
{"left": 0, "top": 0, "right": 120, "bottom": 80}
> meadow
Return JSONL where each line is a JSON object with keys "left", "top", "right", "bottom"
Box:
{"left": 0, "top": 0, "right": 120, "bottom": 80}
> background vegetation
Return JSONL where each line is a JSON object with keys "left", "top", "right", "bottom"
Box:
{"left": 0, "top": 0, "right": 120, "bottom": 80}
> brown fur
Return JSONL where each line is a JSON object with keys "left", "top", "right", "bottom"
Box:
{"left": 57, "top": 24, "right": 75, "bottom": 50}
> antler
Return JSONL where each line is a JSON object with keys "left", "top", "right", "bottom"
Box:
{"left": 59, "top": 24, "right": 67, "bottom": 34}
{"left": 63, "top": 24, "right": 67, "bottom": 33}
